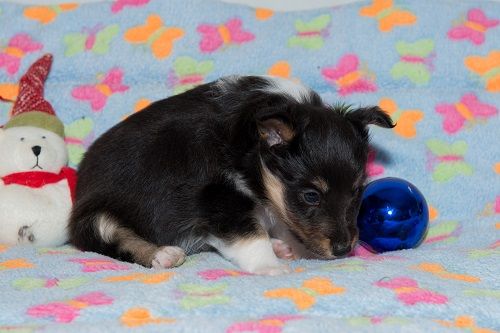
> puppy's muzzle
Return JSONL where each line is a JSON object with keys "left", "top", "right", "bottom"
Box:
{"left": 331, "top": 243, "right": 352, "bottom": 257}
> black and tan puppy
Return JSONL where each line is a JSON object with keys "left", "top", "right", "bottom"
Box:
{"left": 69, "top": 75, "right": 394, "bottom": 275}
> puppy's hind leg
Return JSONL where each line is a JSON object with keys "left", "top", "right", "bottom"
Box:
{"left": 96, "top": 214, "right": 186, "bottom": 269}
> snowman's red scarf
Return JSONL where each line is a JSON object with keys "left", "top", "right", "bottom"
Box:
{"left": 1, "top": 167, "right": 77, "bottom": 203}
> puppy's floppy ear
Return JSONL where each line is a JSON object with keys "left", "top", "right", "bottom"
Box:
{"left": 346, "top": 106, "right": 395, "bottom": 129}
{"left": 256, "top": 108, "right": 295, "bottom": 147}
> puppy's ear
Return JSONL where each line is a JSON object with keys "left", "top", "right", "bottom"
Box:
{"left": 257, "top": 116, "right": 294, "bottom": 147}
{"left": 346, "top": 106, "right": 395, "bottom": 129}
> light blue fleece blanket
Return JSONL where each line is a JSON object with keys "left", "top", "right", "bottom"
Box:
{"left": 0, "top": 0, "right": 499, "bottom": 332}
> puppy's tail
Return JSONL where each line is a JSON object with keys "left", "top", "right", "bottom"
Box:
{"left": 69, "top": 203, "right": 159, "bottom": 267}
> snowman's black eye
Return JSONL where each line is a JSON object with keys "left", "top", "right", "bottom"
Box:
{"left": 42, "top": 136, "right": 46, "bottom": 139}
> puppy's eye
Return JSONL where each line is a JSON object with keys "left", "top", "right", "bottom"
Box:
{"left": 41, "top": 136, "right": 46, "bottom": 139}
{"left": 20, "top": 137, "right": 25, "bottom": 142}
{"left": 302, "top": 190, "right": 321, "bottom": 206}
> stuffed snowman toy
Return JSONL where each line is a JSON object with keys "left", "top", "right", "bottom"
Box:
{"left": 0, "top": 54, "right": 76, "bottom": 246}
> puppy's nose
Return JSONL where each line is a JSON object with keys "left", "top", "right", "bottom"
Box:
{"left": 332, "top": 243, "right": 352, "bottom": 257}
{"left": 32, "top": 146, "right": 41, "bottom": 156}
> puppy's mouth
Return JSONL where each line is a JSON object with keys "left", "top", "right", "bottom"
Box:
{"left": 300, "top": 235, "right": 358, "bottom": 260}
{"left": 287, "top": 231, "right": 336, "bottom": 260}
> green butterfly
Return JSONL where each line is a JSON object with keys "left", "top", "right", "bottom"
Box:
{"left": 464, "top": 289, "right": 500, "bottom": 299}
{"left": 38, "top": 246, "right": 81, "bottom": 255}
{"left": 168, "top": 56, "right": 214, "bottom": 95}
{"left": 64, "top": 24, "right": 119, "bottom": 57}
{"left": 12, "top": 277, "right": 89, "bottom": 291}
{"left": 0, "top": 325, "right": 38, "bottom": 333}
{"left": 177, "top": 283, "right": 230, "bottom": 309}
{"left": 64, "top": 117, "right": 95, "bottom": 167}
{"left": 391, "top": 39, "right": 435, "bottom": 85}
{"left": 426, "top": 139, "right": 473, "bottom": 182}
{"left": 424, "top": 220, "right": 461, "bottom": 245}
{"left": 349, "top": 316, "right": 409, "bottom": 327}
{"left": 288, "top": 14, "right": 331, "bottom": 50}
{"left": 322, "top": 259, "right": 366, "bottom": 272}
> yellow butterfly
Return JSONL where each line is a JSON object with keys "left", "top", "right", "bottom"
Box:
{"left": 379, "top": 98, "right": 423, "bottom": 139}
{"left": 103, "top": 272, "right": 174, "bottom": 284}
{"left": 124, "top": 14, "right": 184, "bottom": 60}
{"left": 359, "top": 0, "right": 416, "bottom": 32}
{"left": 24, "top": 4, "right": 78, "bottom": 25}
{"left": 464, "top": 50, "right": 500, "bottom": 92}
{"left": 264, "top": 277, "right": 345, "bottom": 310}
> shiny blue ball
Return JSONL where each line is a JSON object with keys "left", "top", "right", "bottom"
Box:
{"left": 357, "top": 177, "right": 429, "bottom": 253}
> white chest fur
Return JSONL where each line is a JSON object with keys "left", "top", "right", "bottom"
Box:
{"left": 0, "top": 180, "right": 71, "bottom": 246}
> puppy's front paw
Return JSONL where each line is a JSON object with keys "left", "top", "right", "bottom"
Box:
{"left": 253, "top": 264, "right": 292, "bottom": 276}
{"left": 18, "top": 225, "right": 35, "bottom": 244}
{"left": 271, "top": 238, "right": 296, "bottom": 260}
{"left": 151, "top": 246, "right": 186, "bottom": 269}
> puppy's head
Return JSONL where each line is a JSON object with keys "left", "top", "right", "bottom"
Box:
{"left": 258, "top": 101, "right": 394, "bottom": 259}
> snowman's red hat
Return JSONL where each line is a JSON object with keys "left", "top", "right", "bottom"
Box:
{"left": 4, "top": 54, "right": 64, "bottom": 138}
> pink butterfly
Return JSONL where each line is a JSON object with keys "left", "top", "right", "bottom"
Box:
{"left": 436, "top": 93, "right": 497, "bottom": 134}
{"left": 111, "top": 0, "right": 150, "bottom": 13}
{"left": 375, "top": 277, "right": 448, "bottom": 305}
{"left": 69, "top": 258, "right": 130, "bottom": 272}
{"left": 321, "top": 54, "right": 377, "bottom": 96}
{"left": 0, "top": 34, "right": 43, "bottom": 76}
{"left": 227, "top": 315, "right": 303, "bottom": 333}
{"left": 448, "top": 8, "right": 499, "bottom": 45}
{"left": 198, "top": 269, "right": 251, "bottom": 280}
{"left": 366, "top": 149, "right": 384, "bottom": 178}
{"left": 71, "top": 68, "right": 129, "bottom": 112}
{"left": 27, "top": 292, "right": 113, "bottom": 323}
{"left": 197, "top": 18, "right": 255, "bottom": 53}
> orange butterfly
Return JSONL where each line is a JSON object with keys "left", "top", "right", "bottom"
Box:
{"left": 0, "top": 83, "right": 19, "bottom": 103}
{"left": 359, "top": 0, "right": 416, "bottom": 32}
{"left": 124, "top": 14, "right": 184, "bottom": 59}
{"left": 264, "top": 277, "right": 344, "bottom": 310}
{"left": 267, "top": 61, "right": 291, "bottom": 79}
{"left": 437, "top": 315, "right": 496, "bottom": 333}
{"left": 464, "top": 50, "right": 500, "bottom": 92}
{"left": 103, "top": 272, "right": 174, "bottom": 284}
{"left": 24, "top": 4, "right": 78, "bottom": 25}
{"left": 379, "top": 98, "right": 423, "bottom": 139}
{"left": 412, "top": 262, "right": 480, "bottom": 283}
{"left": 121, "top": 308, "right": 174, "bottom": 328}
{"left": 0, "top": 258, "right": 33, "bottom": 270}
{"left": 255, "top": 8, "right": 274, "bottom": 21}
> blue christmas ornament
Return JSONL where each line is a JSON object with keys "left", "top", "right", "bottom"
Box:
{"left": 357, "top": 177, "right": 429, "bottom": 253}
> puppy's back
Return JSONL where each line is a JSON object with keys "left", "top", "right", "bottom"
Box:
{"left": 69, "top": 82, "right": 232, "bottom": 258}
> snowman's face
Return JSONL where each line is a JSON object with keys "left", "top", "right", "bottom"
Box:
{"left": 0, "top": 126, "right": 68, "bottom": 176}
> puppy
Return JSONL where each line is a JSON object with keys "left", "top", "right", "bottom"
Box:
{"left": 69, "top": 75, "right": 394, "bottom": 275}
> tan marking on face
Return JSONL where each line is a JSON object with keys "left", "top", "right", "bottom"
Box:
{"left": 261, "top": 162, "right": 337, "bottom": 259}
{"left": 261, "top": 162, "right": 311, "bottom": 240}
{"left": 261, "top": 161, "right": 288, "bottom": 219}
{"left": 312, "top": 177, "right": 329, "bottom": 193}
{"left": 319, "top": 238, "right": 331, "bottom": 254}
